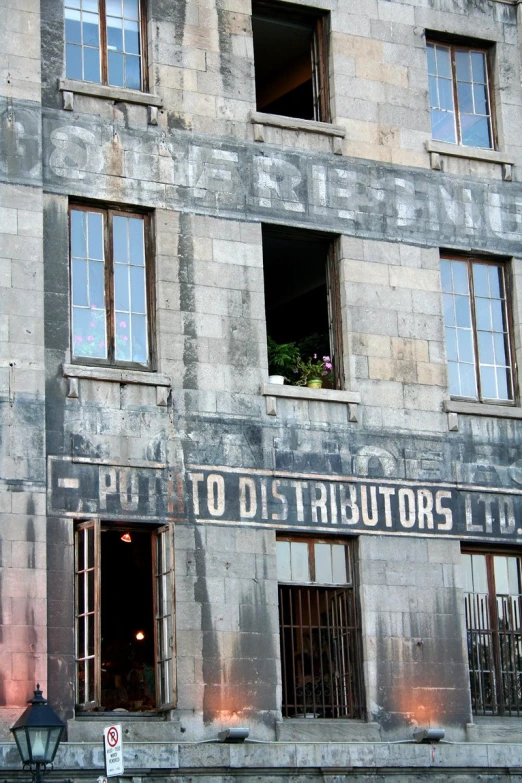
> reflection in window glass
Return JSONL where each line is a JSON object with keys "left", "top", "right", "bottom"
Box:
{"left": 71, "top": 209, "right": 107, "bottom": 360}
{"left": 441, "top": 258, "right": 512, "bottom": 402}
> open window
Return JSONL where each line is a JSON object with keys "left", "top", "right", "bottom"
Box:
{"left": 263, "top": 225, "right": 344, "bottom": 389}
{"left": 277, "top": 537, "right": 363, "bottom": 718}
{"left": 252, "top": 0, "right": 330, "bottom": 122}
{"left": 75, "top": 521, "right": 175, "bottom": 712}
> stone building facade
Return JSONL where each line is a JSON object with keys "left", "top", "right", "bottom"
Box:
{"left": 1, "top": 0, "right": 522, "bottom": 780}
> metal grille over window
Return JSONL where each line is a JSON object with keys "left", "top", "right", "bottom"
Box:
{"left": 65, "top": 0, "right": 142, "bottom": 90}
{"left": 463, "top": 552, "right": 522, "bottom": 716}
{"left": 441, "top": 257, "right": 513, "bottom": 402}
{"left": 277, "top": 539, "right": 363, "bottom": 719}
{"left": 427, "top": 42, "right": 493, "bottom": 149}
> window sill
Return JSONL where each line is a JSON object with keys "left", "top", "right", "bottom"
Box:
{"left": 58, "top": 78, "right": 163, "bottom": 111}
{"left": 63, "top": 363, "right": 171, "bottom": 406}
{"left": 251, "top": 111, "right": 345, "bottom": 154}
{"left": 443, "top": 399, "right": 522, "bottom": 430}
{"left": 262, "top": 382, "right": 360, "bottom": 420}
{"left": 276, "top": 719, "right": 380, "bottom": 742}
{"left": 425, "top": 140, "right": 514, "bottom": 179}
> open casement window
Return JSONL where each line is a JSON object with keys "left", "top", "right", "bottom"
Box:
{"left": 426, "top": 40, "right": 494, "bottom": 149}
{"left": 69, "top": 205, "right": 154, "bottom": 369}
{"left": 463, "top": 550, "right": 522, "bottom": 716}
{"left": 252, "top": 0, "right": 330, "bottom": 122}
{"left": 441, "top": 256, "right": 514, "bottom": 403}
{"left": 65, "top": 0, "right": 147, "bottom": 90}
{"left": 74, "top": 522, "right": 175, "bottom": 712}
{"left": 263, "top": 226, "right": 344, "bottom": 389}
{"left": 277, "top": 537, "right": 363, "bottom": 719}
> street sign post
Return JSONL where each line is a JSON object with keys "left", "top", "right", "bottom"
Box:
{"left": 103, "top": 724, "right": 124, "bottom": 777}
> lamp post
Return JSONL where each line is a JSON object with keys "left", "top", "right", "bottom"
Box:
{"left": 10, "top": 686, "right": 66, "bottom": 783}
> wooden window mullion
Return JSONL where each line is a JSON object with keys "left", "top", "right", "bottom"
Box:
{"left": 450, "top": 46, "right": 462, "bottom": 145}
{"left": 99, "top": 0, "right": 108, "bottom": 86}
{"left": 105, "top": 210, "right": 115, "bottom": 364}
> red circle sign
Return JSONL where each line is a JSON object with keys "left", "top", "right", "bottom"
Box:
{"left": 107, "top": 727, "right": 119, "bottom": 747}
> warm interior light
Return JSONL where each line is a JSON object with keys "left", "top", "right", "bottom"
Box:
{"left": 135, "top": 631, "right": 145, "bottom": 641}
{"left": 121, "top": 533, "right": 132, "bottom": 543}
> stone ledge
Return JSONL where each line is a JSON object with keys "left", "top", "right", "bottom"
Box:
{"left": 58, "top": 78, "right": 163, "bottom": 107}
{"left": 275, "top": 719, "right": 381, "bottom": 742}
{"left": 251, "top": 111, "right": 346, "bottom": 137}
{"left": 262, "top": 383, "right": 360, "bottom": 404}
{"left": 443, "top": 399, "right": 522, "bottom": 420}
{"left": 425, "top": 139, "right": 515, "bottom": 166}
{"left": 63, "top": 363, "right": 171, "bottom": 387}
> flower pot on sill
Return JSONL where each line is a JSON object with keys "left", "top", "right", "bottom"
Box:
{"left": 307, "top": 378, "right": 323, "bottom": 389}
{"left": 269, "top": 375, "right": 285, "bottom": 385}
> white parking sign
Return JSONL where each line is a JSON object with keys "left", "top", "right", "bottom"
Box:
{"left": 103, "top": 724, "right": 124, "bottom": 777}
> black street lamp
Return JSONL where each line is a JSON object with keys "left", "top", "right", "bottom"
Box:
{"left": 10, "top": 686, "right": 66, "bottom": 783}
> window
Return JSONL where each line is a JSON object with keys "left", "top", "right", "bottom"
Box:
{"left": 463, "top": 550, "right": 522, "bottom": 716}
{"left": 263, "top": 226, "right": 344, "bottom": 388}
{"left": 65, "top": 0, "right": 145, "bottom": 90}
{"left": 427, "top": 40, "right": 494, "bottom": 149}
{"left": 70, "top": 205, "right": 153, "bottom": 368}
{"left": 252, "top": 0, "right": 329, "bottom": 122}
{"left": 277, "top": 537, "right": 363, "bottom": 718}
{"left": 75, "top": 522, "right": 175, "bottom": 711}
{"left": 441, "top": 256, "right": 514, "bottom": 403}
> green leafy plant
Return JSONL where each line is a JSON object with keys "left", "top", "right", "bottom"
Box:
{"left": 295, "top": 353, "right": 333, "bottom": 386}
{"left": 267, "top": 337, "right": 300, "bottom": 380}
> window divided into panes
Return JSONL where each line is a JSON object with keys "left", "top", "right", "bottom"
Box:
{"left": 463, "top": 550, "right": 522, "bottom": 716}
{"left": 427, "top": 41, "right": 494, "bottom": 149}
{"left": 277, "top": 537, "right": 363, "bottom": 719}
{"left": 441, "top": 256, "right": 514, "bottom": 403}
{"left": 65, "top": 0, "right": 144, "bottom": 90}
{"left": 75, "top": 522, "right": 175, "bottom": 712}
{"left": 70, "top": 205, "right": 153, "bottom": 368}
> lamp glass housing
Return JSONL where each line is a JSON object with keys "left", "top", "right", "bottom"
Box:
{"left": 11, "top": 688, "right": 65, "bottom": 766}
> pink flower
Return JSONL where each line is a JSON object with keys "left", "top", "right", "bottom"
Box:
{"left": 98, "top": 341, "right": 105, "bottom": 348}
{"left": 119, "top": 321, "right": 127, "bottom": 328}
{"left": 75, "top": 335, "right": 83, "bottom": 343}
{"left": 87, "top": 335, "right": 94, "bottom": 342}
{"left": 89, "top": 321, "right": 95, "bottom": 328}
{"left": 123, "top": 335, "right": 128, "bottom": 341}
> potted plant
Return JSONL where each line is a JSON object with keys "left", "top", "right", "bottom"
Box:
{"left": 267, "top": 337, "right": 300, "bottom": 384}
{"left": 295, "top": 354, "right": 333, "bottom": 388}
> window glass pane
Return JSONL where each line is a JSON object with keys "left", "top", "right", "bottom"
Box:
{"left": 114, "top": 264, "right": 130, "bottom": 311}
{"left": 131, "top": 313, "right": 147, "bottom": 363}
{"left": 471, "top": 554, "right": 488, "bottom": 593}
{"left": 490, "top": 299, "right": 504, "bottom": 332}
{"left": 443, "top": 293, "right": 455, "bottom": 326}
{"left": 475, "top": 297, "right": 491, "bottom": 331}
{"left": 455, "top": 49, "right": 471, "bottom": 81}
{"left": 71, "top": 210, "right": 87, "bottom": 258}
{"left": 113, "top": 216, "right": 128, "bottom": 262}
{"left": 431, "top": 108, "right": 456, "bottom": 144}
{"left": 66, "top": 44, "right": 83, "bottom": 79}
{"left": 440, "top": 261, "right": 452, "bottom": 293}
{"left": 435, "top": 46, "right": 451, "bottom": 78}
{"left": 83, "top": 0, "right": 98, "bottom": 11}
{"left": 125, "top": 55, "right": 141, "bottom": 90}
{"left": 460, "top": 362, "right": 478, "bottom": 398}
{"left": 124, "top": 19, "right": 140, "bottom": 54}
{"left": 452, "top": 261, "right": 469, "bottom": 295}
{"left": 488, "top": 266, "right": 502, "bottom": 299}
{"left": 129, "top": 218, "right": 144, "bottom": 264}
{"left": 428, "top": 76, "right": 438, "bottom": 110}
{"left": 72, "top": 258, "right": 88, "bottom": 307}
{"left": 473, "top": 83, "right": 488, "bottom": 116}
{"left": 455, "top": 295, "right": 471, "bottom": 328}
{"left": 83, "top": 46, "right": 101, "bottom": 83}
{"left": 457, "top": 328, "right": 473, "bottom": 363}
{"left": 462, "top": 553, "right": 473, "bottom": 593}
{"left": 107, "top": 17, "right": 124, "bottom": 51}
{"left": 83, "top": 12, "right": 100, "bottom": 46}
{"left": 115, "top": 317, "right": 131, "bottom": 361}
{"left": 108, "top": 50, "right": 124, "bottom": 86}
{"left": 471, "top": 51, "right": 486, "bottom": 83}
{"left": 439, "top": 78, "right": 454, "bottom": 111}
{"left": 67, "top": 0, "right": 81, "bottom": 7}
{"left": 493, "top": 332, "right": 507, "bottom": 366}
{"left": 507, "top": 557, "right": 520, "bottom": 595}
{"left": 445, "top": 327, "right": 457, "bottom": 361}
{"left": 472, "top": 263, "right": 488, "bottom": 297}
{"left": 124, "top": 0, "right": 139, "bottom": 19}
{"left": 315, "top": 543, "right": 333, "bottom": 583}
{"left": 89, "top": 260, "right": 105, "bottom": 310}
{"left": 496, "top": 368, "right": 509, "bottom": 401}
{"left": 65, "top": 9, "right": 82, "bottom": 44}
{"left": 276, "top": 541, "right": 290, "bottom": 581}
{"left": 457, "top": 82, "right": 473, "bottom": 114}
{"left": 107, "top": 0, "right": 123, "bottom": 14}
{"left": 494, "top": 556, "right": 510, "bottom": 595}
{"left": 480, "top": 364, "right": 496, "bottom": 398}
{"left": 426, "top": 44, "right": 436, "bottom": 75}
{"left": 332, "top": 544, "right": 348, "bottom": 583}
{"left": 461, "top": 114, "right": 491, "bottom": 148}
{"left": 88, "top": 212, "right": 103, "bottom": 260}
{"left": 477, "top": 331, "right": 494, "bottom": 365}
{"left": 447, "top": 361, "right": 460, "bottom": 395}
{"left": 130, "top": 266, "right": 146, "bottom": 313}
{"left": 290, "top": 542, "right": 310, "bottom": 582}
{"left": 73, "top": 307, "right": 107, "bottom": 359}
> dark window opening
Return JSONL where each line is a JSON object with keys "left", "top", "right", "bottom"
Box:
{"left": 252, "top": 1, "right": 329, "bottom": 122}
{"left": 277, "top": 538, "right": 363, "bottom": 718}
{"left": 75, "top": 522, "right": 174, "bottom": 712}
{"left": 262, "top": 226, "right": 344, "bottom": 389}
{"left": 463, "top": 550, "right": 522, "bottom": 716}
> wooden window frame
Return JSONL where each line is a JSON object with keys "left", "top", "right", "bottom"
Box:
{"left": 65, "top": 0, "right": 148, "bottom": 91}
{"left": 426, "top": 39, "right": 496, "bottom": 150}
{"left": 462, "top": 547, "right": 522, "bottom": 716}
{"left": 252, "top": 0, "right": 331, "bottom": 123}
{"left": 441, "top": 253, "right": 515, "bottom": 404}
{"left": 277, "top": 536, "right": 364, "bottom": 719}
{"left": 69, "top": 203, "right": 156, "bottom": 371}
{"left": 74, "top": 521, "right": 176, "bottom": 713}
